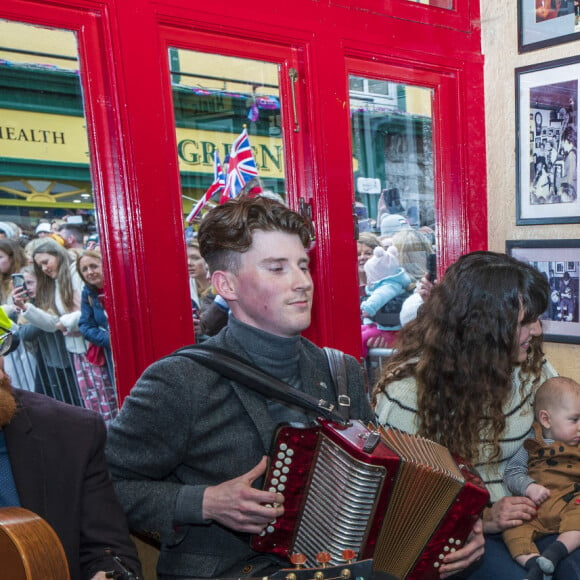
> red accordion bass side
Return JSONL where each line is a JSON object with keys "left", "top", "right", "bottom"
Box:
{"left": 251, "top": 420, "right": 489, "bottom": 580}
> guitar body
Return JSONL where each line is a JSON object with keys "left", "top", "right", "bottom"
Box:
{"left": 0, "top": 507, "right": 70, "bottom": 580}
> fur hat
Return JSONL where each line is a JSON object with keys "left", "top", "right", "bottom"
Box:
{"left": 380, "top": 213, "right": 411, "bottom": 239}
{"left": 364, "top": 245, "right": 400, "bottom": 285}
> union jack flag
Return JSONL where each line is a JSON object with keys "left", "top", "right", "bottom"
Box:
{"left": 186, "top": 151, "right": 225, "bottom": 222}
{"left": 220, "top": 128, "right": 261, "bottom": 203}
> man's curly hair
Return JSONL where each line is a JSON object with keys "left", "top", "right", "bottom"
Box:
{"left": 198, "top": 195, "right": 312, "bottom": 274}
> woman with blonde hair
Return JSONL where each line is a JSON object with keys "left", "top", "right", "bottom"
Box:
{"left": 76, "top": 249, "right": 118, "bottom": 423}
{"left": 391, "top": 228, "right": 434, "bottom": 283}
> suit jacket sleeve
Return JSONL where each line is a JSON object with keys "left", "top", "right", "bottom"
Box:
{"left": 106, "top": 356, "right": 212, "bottom": 544}
{"left": 6, "top": 390, "right": 141, "bottom": 580}
{"left": 79, "top": 412, "right": 142, "bottom": 579}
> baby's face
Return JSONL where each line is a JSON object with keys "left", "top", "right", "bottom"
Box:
{"left": 545, "top": 394, "right": 580, "bottom": 446}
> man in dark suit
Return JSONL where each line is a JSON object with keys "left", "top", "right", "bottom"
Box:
{"left": 0, "top": 347, "right": 141, "bottom": 580}
{"left": 105, "top": 196, "right": 375, "bottom": 579}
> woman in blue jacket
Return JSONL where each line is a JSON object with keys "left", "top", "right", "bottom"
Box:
{"left": 77, "top": 249, "right": 118, "bottom": 423}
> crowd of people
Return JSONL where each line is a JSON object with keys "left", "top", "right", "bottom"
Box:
{"left": 1, "top": 195, "right": 579, "bottom": 580}
{"left": 357, "top": 208, "right": 436, "bottom": 357}
{"left": 0, "top": 218, "right": 118, "bottom": 424}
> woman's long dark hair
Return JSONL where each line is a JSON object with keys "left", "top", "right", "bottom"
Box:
{"left": 372, "top": 251, "right": 549, "bottom": 463}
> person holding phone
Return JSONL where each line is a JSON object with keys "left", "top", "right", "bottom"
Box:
{"left": 12, "top": 265, "right": 79, "bottom": 404}
{"left": 0, "top": 239, "right": 27, "bottom": 307}
{"left": 0, "top": 239, "right": 35, "bottom": 390}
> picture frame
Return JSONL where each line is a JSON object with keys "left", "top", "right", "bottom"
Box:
{"left": 516, "top": 56, "right": 580, "bottom": 225}
{"left": 506, "top": 239, "right": 580, "bottom": 344}
{"left": 518, "top": 0, "right": 580, "bottom": 53}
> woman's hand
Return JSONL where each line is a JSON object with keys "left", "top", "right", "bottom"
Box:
{"left": 11, "top": 286, "right": 29, "bottom": 311}
{"left": 439, "top": 518, "right": 485, "bottom": 578}
{"left": 482, "top": 496, "right": 537, "bottom": 534}
{"left": 416, "top": 275, "right": 434, "bottom": 301}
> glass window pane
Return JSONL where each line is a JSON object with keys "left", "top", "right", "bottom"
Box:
{"left": 0, "top": 20, "right": 95, "bottom": 223}
{"left": 169, "top": 49, "right": 285, "bottom": 340}
{"left": 170, "top": 49, "right": 285, "bottom": 212}
{"left": 351, "top": 75, "right": 436, "bottom": 348}
{"left": 0, "top": 19, "right": 118, "bottom": 422}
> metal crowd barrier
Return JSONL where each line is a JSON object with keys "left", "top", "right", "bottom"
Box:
{"left": 366, "top": 347, "right": 394, "bottom": 386}
{"left": 4, "top": 329, "right": 118, "bottom": 424}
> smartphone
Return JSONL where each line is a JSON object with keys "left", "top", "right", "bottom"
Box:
{"left": 427, "top": 253, "right": 437, "bottom": 282}
{"left": 11, "top": 273, "right": 27, "bottom": 293}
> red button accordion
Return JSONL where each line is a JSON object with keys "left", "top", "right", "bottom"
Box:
{"left": 251, "top": 420, "right": 489, "bottom": 580}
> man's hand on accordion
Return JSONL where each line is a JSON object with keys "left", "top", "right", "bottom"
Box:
{"left": 202, "top": 456, "right": 285, "bottom": 534}
{"left": 437, "top": 518, "right": 485, "bottom": 579}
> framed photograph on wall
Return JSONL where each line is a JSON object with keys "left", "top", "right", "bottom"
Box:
{"left": 516, "top": 57, "right": 580, "bottom": 225}
{"left": 506, "top": 239, "right": 580, "bottom": 344}
{"left": 518, "top": 0, "right": 580, "bottom": 52}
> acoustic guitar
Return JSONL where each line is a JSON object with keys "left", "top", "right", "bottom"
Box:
{"left": 0, "top": 506, "right": 70, "bottom": 580}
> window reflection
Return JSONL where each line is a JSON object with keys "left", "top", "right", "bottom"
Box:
{"left": 0, "top": 19, "right": 117, "bottom": 422}
{"left": 350, "top": 75, "right": 436, "bottom": 357}
{"left": 169, "top": 49, "right": 285, "bottom": 341}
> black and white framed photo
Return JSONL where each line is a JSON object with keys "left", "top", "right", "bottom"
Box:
{"left": 506, "top": 239, "right": 580, "bottom": 344}
{"left": 516, "top": 57, "right": 580, "bottom": 225}
{"left": 518, "top": 0, "right": 580, "bottom": 52}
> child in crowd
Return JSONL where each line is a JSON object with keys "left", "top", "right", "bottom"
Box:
{"left": 360, "top": 244, "right": 412, "bottom": 357}
{"left": 503, "top": 376, "right": 580, "bottom": 580}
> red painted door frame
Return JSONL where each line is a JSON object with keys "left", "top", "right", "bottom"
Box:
{"left": 1, "top": 0, "right": 487, "bottom": 401}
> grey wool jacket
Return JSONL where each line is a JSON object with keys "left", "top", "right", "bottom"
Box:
{"left": 105, "top": 321, "right": 373, "bottom": 578}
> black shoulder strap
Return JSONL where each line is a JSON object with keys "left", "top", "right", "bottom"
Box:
{"left": 168, "top": 343, "right": 348, "bottom": 425}
{"left": 323, "top": 347, "right": 350, "bottom": 421}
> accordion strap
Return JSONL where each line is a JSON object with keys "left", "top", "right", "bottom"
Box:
{"left": 323, "top": 347, "right": 350, "bottom": 421}
{"left": 169, "top": 344, "right": 348, "bottom": 425}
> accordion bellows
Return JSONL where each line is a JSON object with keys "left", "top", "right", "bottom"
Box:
{"left": 251, "top": 421, "right": 489, "bottom": 580}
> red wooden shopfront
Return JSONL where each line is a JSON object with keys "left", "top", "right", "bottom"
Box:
{"left": 0, "top": 0, "right": 487, "bottom": 402}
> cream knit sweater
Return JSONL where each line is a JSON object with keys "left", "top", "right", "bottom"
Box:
{"left": 374, "top": 360, "right": 558, "bottom": 503}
